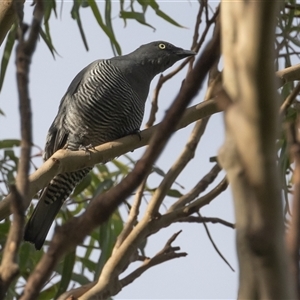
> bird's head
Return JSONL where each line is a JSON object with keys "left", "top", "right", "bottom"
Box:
{"left": 131, "top": 41, "right": 196, "bottom": 75}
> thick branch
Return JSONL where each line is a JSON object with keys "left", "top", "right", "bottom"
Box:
{"left": 220, "top": 1, "right": 295, "bottom": 299}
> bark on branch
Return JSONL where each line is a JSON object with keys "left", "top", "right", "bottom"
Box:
{"left": 219, "top": 1, "right": 295, "bottom": 299}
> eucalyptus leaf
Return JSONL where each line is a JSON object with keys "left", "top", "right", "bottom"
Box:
{"left": 0, "top": 24, "right": 17, "bottom": 92}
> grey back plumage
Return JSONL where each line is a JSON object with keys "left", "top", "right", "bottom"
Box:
{"left": 24, "top": 41, "right": 196, "bottom": 249}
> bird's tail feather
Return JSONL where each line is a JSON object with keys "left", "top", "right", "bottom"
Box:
{"left": 24, "top": 168, "right": 91, "bottom": 250}
{"left": 24, "top": 192, "right": 63, "bottom": 250}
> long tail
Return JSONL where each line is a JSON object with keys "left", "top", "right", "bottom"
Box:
{"left": 24, "top": 168, "right": 91, "bottom": 250}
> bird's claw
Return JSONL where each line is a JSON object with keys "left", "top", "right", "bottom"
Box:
{"left": 79, "top": 144, "right": 95, "bottom": 159}
{"left": 132, "top": 129, "right": 142, "bottom": 141}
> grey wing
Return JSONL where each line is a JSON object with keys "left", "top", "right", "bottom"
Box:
{"left": 43, "top": 60, "right": 102, "bottom": 161}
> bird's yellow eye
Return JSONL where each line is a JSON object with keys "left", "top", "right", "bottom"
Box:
{"left": 158, "top": 43, "right": 166, "bottom": 50}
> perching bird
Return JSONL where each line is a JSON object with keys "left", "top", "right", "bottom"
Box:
{"left": 24, "top": 41, "right": 196, "bottom": 250}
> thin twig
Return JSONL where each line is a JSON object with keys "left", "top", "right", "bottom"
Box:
{"left": 198, "top": 212, "right": 235, "bottom": 272}
{"left": 146, "top": 118, "right": 210, "bottom": 217}
{"left": 114, "top": 175, "right": 148, "bottom": 250}
{"left": 119, "top": 231, "right": 187, "bottom": 289}
{"left": 176, "top": 216, "right": 235, "bottom": 229}
{"left": 184, "top": 177, "right": 228, "bottom": 215}
{"left": 168, "top": 163, "right": 222, "bottom": 212}
{"left": 280, "top": 81, "right": 300, "bottom": 116}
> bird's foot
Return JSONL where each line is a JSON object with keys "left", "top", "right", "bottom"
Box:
{"left": 131, "top": 129, "right": 142, "bottom": 141}
{"left": 79, "top": 144, "right": 95, "bottom": 158}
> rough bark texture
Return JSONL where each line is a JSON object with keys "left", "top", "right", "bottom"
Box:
{"left": 219, "top": 1, "right": 295, "bottom": 299}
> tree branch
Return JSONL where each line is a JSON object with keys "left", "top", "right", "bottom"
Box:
{"left": 219, "top": 1, "right": 295, "bottom": 298}
{"left": 168, "top": 163, "right": 222, "bottom": 212}
{"left": 280, "top": 81, "right": 300, "bottom": 116}
{"left": 276, "top": 63, "right": 300, "bottom": 86}
{"left": 176, "top": 216, "right": 235, "bottom": 229}
{"left": 20, "top": 21, "right": 221, "bottom": 300}
{"left": 0, "top": 1, "right": 43, "bottom": 298}
{"left": 119, "top": 231, "right": 187, "bottom": 289}
{"left": 0, "top": 99, "right": 221, "bottom": 221}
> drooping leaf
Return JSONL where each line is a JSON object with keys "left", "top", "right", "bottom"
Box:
{"left": 138, "top": 0, "right": 184, "bottom": 28}
{"left": 71, "top": 0, "right": 89, "bottom": 51}
{"left": 87, "top": 0, "right": 121, "bottom": 55}
{"left": 111, "top": 159, "right": 130, "bottom": 174}
{"left": 72, "top": 172, "right": 92, "bottom": 197}
{"left": 79, "top": 256, "right": 97, "bottom": 273}
{"left": 105, "top": 0, "right": 118, "bottom": 56}
{"left": 71, "top": 272, "right": 91, "bottom": 285}
{"left": 120, "top": 11, "right": 155, "bottom": 30}
{"left": 55, "top": 250, "right": 76, "bottom": 298}
{"left": 95, "top": 211, "right": 123, "bottom": 279}
{"left": 0, "top": 23, "right": 17, "bottom": 92}
{"left": 39, "top": 282, "right": 59, "bottom": 299}
{"left": 39, "top": 27, "right": 58, "bottom": 57}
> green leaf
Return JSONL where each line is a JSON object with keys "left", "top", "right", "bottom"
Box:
{"left": 87, "top": 0, "right": 121, "bottom": 55}
{"left": 79, "top": 257, "right": 97, "bottom": 272}
{"left": 147, "top": 188, "right": 183, "bottom": 198}
{"left": 167, "top": 189, "right": 183, "bottom": 198}
{"left": 0, "top": 23, "right": 17, "bottom": 92}
{"left": 71, "top": 0, "right": 89, "bottom": 51}
{"left": 4, "top": 149, "right": 19, "bottom": 165}
{"left": 95, "top": 211, "right": 123, "bottom": 279}
{"left": 71, "top": 272, "right": 91, "bottom": 285}
{"left": 142, "top": 0, "right": 184, "bottom": 28}
{"left": 111, "top": 159, "right": 130, "bottom": 174}
{"left": 39, "top": 28, "right": 58, "bottom": 57}
{"left": 105, "top": 0, "right": 118, "bottom": 56}
{"left": 0, "top": 139, "right": 21, "bottom": 149}
{"left": 39, "top": 282, "right": 59, "bottom": 299}
{"left": 152, "top": 165, "right": 166, "bottom": 177}
{"left": 93, "top": 179, "right": 114, "bottom": 197}
{"left": 84, "top": 231, "right": 97, "bottom": 259}
{"left": 119, "top": 11, "right": 155, "bottom": 30}
{"left": 55, "top": 250, "right": 76, "bottom": 298}
{"left": 19, "top": 243, "right": 32, "bottom": 271}
{"left": 43, "top": 0, "right": 57, "bottom": 58}
{"left": 72, "top": 172, "right": 92, "bottom": 197}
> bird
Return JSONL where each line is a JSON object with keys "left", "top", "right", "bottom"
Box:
{"left": 24, "top": 41, "right": 196, "bottom": 250}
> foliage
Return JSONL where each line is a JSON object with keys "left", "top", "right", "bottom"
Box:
{"left": 0, "top": 0, "right": 183, "bottom": 91}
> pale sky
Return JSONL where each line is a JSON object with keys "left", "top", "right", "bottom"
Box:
{"left": 0, "top": 1, "right": 237, "bottom": 299}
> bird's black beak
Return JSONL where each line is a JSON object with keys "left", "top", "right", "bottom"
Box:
{"left": 175, "top": 47, "right": 197, "bottom": 58}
